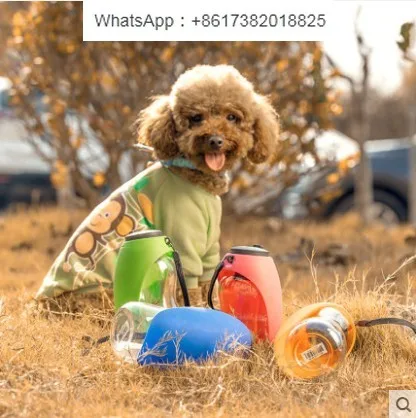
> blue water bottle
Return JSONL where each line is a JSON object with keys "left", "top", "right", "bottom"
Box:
{"left": 138, "top": 307, "right": 252, "bottom": 365}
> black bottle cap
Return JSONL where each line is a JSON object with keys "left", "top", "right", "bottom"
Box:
{"left": 125, "top": 230, "right": 163, "bottom": 241}
{"left": 230, "top": 245, "right": 269, "bottom": 256}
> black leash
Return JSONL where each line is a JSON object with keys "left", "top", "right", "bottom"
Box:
{"left": 164, "top": 236, "right": 190, "bottom": 307}
{"left": 96, "top": 335, "right": 110, "bottom": 345}
{"left": 172, "top": 250, "right": 191, "bottom": 307}
{"left": 81, "top": 334, "right": 110, "bottom": 348}
{"left": 207, "top": 261, "right": 224, "bottom": 309}
{"left": 356, "top": 317, "right": 416, "bottom": 335}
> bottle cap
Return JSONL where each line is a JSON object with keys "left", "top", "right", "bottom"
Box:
{"left": 230, "top": 245, "right": 269, "bottom": 256}
{"left": 125, "top": 230, "right": 163, "bottom": 241}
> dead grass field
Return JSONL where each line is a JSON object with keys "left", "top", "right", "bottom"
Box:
{"left": 1, "top": 206, "right": 416, "bottom": 417}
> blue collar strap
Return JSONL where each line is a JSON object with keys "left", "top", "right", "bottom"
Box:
{"left": 162, "top": 158, "right": 198, "bottom": 170}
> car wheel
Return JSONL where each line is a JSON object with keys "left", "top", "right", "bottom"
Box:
{"left": 0, "top": 197, "right": 9, "bottom": 211}
{"left": 330, "top": 190, "right": 407, "bottom": 224}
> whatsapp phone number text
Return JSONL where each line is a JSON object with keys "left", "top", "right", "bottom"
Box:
{"left": 190, "top": 14, "right": 326, "bottom": 28}
{"left": 93, "top": 13, "right": 327, "bottom": 31}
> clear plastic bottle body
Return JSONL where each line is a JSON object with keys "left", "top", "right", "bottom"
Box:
{"left": 139, "top": 256, "right": 179, "bottom": 307}
{"left": 111, "top": 301, "right": 165, "bottom": 363}
{"left": 218, "top": 274, "right": 269, "bottom": 340}
{"left": 285, "top": 317, "right": 347, "bottom": 376}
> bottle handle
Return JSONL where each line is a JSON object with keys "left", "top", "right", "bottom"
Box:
{"left": 207, "top": 260, "right": 225, "bottom": 309}
{"left": 172, "top": 251, "right": 191, "bottom": 307}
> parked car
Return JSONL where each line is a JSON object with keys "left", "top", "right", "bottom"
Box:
{"left": 276, "top": 136, "right": 410, "bottom": 224}
{"left": 0, "top": 78, "right": 137, "bottom": 210}
{"left": 0, "top": 140, "right": 57, "bottom": 210}
{"left": 0, "top": 98, "right": 57, "bottom": 209}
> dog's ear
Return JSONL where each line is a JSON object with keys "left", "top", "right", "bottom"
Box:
{"left": 247, "top": 94, "right": 280, "bottom": 164}
{"left": 137, "top": 95, "right": 178, "bottom": 160}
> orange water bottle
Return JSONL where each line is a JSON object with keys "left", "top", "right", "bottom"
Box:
{"left": 274, "top": 303, "right": 357, "bottom": 379}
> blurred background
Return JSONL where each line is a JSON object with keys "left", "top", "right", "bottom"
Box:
{"left": 1, "top": 5, "right": 415, "bottom": 415}
{"left": 0, "top": 1, "right": 415, "bottom": 227}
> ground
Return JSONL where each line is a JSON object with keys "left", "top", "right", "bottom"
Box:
{"left": 0, "top": 207, "right": 415, "bottom": 417}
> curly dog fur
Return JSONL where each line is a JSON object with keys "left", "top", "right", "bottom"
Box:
{"left": 35, "top": 65, "right": 281, "bottom": 312}
{"left": 137, "top": 65, "right": 280, "bottom": 195}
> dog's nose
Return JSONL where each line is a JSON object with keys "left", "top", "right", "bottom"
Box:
{"left": 209, "top": 135, "right": 224, "bottom": 150}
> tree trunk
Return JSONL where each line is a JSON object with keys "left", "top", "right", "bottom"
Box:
{"left": 408, "top": 104, "right": 416, "bottom": 225}
{"left": 71, "top": 166, "right": 101, "bottom": 209}
{"left": 352, "top": 35, "right": 374, "bottom": 226}
{"left": 106, "top": 150, "right": 123, "bottom": 192}
{"left": 355, "top": 142, "right": 374, "bottom": 224}
{"left": 351, "top": 89, "right": 374, "bottom": 225}
{"left": 57, "top": 167, "right": 79, "bottom": 209}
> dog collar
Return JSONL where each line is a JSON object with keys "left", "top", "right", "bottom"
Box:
{"left": 162, "top": 158, "right": 230, "bottom": 183}
{"left": 162, "top": 158, "right": 198, "bottom": 170}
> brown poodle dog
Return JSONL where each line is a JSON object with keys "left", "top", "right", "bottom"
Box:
{"left": 137, "top": 64, "right": 280, "bottom": 196}
{"left": 36, "top": 64, "right": 280, "bottom": 309}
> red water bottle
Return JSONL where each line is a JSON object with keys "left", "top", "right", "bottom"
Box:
{"left": 207, "top": 245, "right": 283, "bottom": 341}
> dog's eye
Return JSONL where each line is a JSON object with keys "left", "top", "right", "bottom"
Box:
{"left": 226, "top": 114, "right": 238, "bottom": 123}
{"left": 190, "top": 114, "right": 203, "bottom": 124}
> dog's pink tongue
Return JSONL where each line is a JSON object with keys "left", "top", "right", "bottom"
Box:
{"left": 205, "top": 153, "right": 226, "bottom": 171}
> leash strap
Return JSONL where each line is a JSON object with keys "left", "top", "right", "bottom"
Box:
{"left": 207, "top": 261, "right": 224, "bottom": 309}
{"left": 356, "top": 317, "right": 416, "bottom": 335}
{"left": 163, "top": 236, "right": 190, "bottom": 307}
{"left": 172, "top": 250, "right": 191, "bottom": 307}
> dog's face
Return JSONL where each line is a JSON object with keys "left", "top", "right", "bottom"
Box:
{"left": 171, "top": 75, "right": 258, "bottom": 173}
{"left": 138, "top": 65, "right": 280, "bottom": 173}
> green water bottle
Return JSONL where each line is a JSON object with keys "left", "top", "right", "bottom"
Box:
{"left": 113, "top": 230, "right": 190, "bottom": 310}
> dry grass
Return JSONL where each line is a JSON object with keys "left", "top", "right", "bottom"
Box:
{"left": 1, "top": 207, "right": 416, "bottom": 417}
